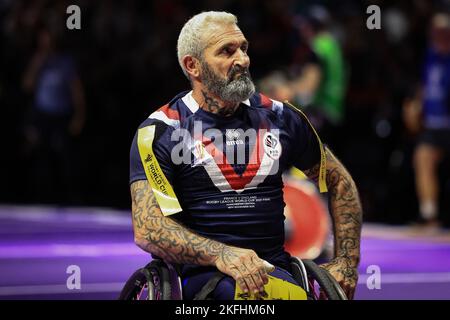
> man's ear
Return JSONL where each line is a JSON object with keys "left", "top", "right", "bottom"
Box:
{"left": 182, "top": 55, "right": 200, "bottom": 79}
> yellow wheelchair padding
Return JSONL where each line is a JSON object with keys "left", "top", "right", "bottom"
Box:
{"left": 137, "top": 125, "right": 182, "bottom": 216}
{"left": 234, "top": 275, "right": 307, "bottom": 300}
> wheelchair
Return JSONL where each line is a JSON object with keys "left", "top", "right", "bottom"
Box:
{"left": 118, "top": 256, "right": 348, "bottom": 300}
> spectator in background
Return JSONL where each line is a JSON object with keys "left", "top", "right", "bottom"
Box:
{"left": 297, "top": 6, "right": 346, "bottom": 148}
{"left": 258, "top": 71, "right": 295, "bottom": 102}
{"left": 405, "top": 12, "right": 450, "bottom": 228}
{"left": 258, "top": 18, "right": 321, "bottom": 104}
{"left": 257, "top": 9, "right": 322, "bottom": 110}
{"left": 22, "top": 23, "right": 85, "bottom": 204}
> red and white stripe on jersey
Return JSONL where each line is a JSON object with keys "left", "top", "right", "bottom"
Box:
{"left": 148, "top": 104, "right": 181, "bottom": 129}
{"left": 260, "top": 93, "right": 284, "bottom": 115}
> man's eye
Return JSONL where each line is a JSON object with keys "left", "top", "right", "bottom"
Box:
{"left": 222, "top": 47, "right": 232, "bottom": 54}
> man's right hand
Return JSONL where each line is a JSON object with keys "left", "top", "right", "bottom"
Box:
{"left": 214, "top": 246, "right": 274, "bottom": 295}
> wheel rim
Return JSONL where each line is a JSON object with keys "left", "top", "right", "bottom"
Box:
{"left": 132, "top": 271, "right": 161, "bottom": 300}
{"left": 151, "top": 270, "right": 162, "bottom": 300}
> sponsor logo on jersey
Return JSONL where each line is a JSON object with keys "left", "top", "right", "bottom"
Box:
{"left": 226, "top": 129, "right": 244, "bottom": 146}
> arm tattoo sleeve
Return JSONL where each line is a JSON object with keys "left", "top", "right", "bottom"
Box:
{"left": 131, "top": 180, "right": 225, "bottom": 265}
{"left": 303, "top": 147, "right": 362, "bottom": 267}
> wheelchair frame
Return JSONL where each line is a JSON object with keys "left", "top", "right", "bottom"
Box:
{"left": 118, "top": 257, "right": 348, "bottom": 300}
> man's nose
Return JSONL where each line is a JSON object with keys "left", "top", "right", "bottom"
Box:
{"left": 234, "top": 49, "right": 250, "bottom": 68}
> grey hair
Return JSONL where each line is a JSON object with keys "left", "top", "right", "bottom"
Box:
{"left": 177, "top": 11, "right": 238, "bottom": 78}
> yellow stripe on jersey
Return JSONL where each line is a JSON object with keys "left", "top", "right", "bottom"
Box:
{"left": 137, "top": 125, "right": 182, "bottom": 216}
{"left": 284, "top": 101, "right": 328, "bottom": 193}
{"left": 235, "top": 275, "right": 307, "bottom": 300}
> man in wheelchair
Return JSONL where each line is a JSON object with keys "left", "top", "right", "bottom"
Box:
{"left": 128, "top": 11, "right": 362, "bottom": 300}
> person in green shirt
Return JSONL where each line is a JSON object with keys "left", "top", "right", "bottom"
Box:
{"left": 298, "top": 6, "right": 346, "bottom": 130}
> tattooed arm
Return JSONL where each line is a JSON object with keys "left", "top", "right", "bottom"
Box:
{"left": 303, "top": 147, "right": 362, "bottom": 299}
{"left": 131, "top": 179, "right": 272, "bottom": 294}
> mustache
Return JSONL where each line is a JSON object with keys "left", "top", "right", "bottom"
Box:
{"left": 228, "top": 66, "right": 251, "bottom": 82}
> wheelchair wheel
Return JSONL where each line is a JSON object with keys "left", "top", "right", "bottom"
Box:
{"left": 302, "top": 259, "right": 348, "bottom": 300}
{"left": 118, "top": 260, "right": 172, "bottom": 300}
{"left": 320, "top": 265, "right": 348, "bottom": 300}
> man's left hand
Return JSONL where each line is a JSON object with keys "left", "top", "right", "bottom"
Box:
{"left": 319, "top": 256, "right": 359, "bottom": 300}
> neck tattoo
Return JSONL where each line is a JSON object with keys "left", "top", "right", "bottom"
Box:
{"left": 201, "top": 90, "right": 239, "bottom": 117}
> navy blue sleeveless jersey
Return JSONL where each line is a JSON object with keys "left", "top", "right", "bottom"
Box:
{"left": 129, "top": 91, "right": 321, "bottom": 269}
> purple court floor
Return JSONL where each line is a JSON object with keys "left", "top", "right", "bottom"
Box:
{"left": 0, "top": 205, "right": 449, "bottom": 300}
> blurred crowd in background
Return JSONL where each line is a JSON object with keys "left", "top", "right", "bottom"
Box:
{"left": 0, "top": 0, "right": 449, "bottom": 227}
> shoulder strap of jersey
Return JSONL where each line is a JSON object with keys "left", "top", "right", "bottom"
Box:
{"left": 284, "top": 101, "right": 328, "bottom": 193}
